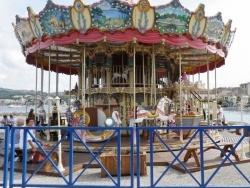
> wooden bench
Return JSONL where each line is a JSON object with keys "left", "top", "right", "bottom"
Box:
{"left": 183, "top": 142, "right": 240, "bottom": 167}
{"left": 14, "top": 148, "right": 65, "bottom": 172}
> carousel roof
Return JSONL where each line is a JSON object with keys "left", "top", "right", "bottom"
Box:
{"left": 12, "top": 0, "right": 235, "bottom": 75}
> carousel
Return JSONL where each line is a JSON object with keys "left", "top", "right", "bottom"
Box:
{"left": 12, "top": 0, "right": 235, "bottom": 142}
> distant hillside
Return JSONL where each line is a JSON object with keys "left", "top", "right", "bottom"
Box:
{"left": 0, "top": 87, "right": 50, "bottom": 99}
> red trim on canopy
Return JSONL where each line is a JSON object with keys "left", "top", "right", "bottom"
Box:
{"left": 187, "top": 58, "right": 225, "bottom": 75}
{"left": 26, "top": 29, "right": 226, "bottom": 75}
{"left": 26, "top": 55, "right": 78, "bottom": 75}
{"left": 27, "top": 29, "right": 225, "bottom": 57}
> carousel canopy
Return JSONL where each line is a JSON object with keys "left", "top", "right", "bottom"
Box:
{"left": 12, "top": 0, "right": 235, "bottom": 75}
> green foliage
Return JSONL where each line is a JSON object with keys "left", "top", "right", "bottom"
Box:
{"left": 221, "top": 100, "right": 228, "bottom": 107}
{"left": 236, "top": 97, "right": 241, "bottom": 102}
{"left": 217, "top": 99, "right": 223, "bottom": 105}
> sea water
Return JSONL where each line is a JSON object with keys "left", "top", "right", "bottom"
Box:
{"left": 223, "top": 110, "right": 250, "bottom": 124}
{"left": 0, "top": 105, "right": 34, "bottom": 114}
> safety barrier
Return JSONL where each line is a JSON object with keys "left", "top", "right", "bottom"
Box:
{"left": 0, "top": 125, "right": 250, "bottom": 187}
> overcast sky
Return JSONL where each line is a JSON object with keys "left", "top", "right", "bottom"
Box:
{"left": 0, "top": 0, "right": 248, "bottom": 93}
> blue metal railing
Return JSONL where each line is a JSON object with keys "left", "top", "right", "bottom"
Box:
{"left": 136, "top": 126, "right": 250, "bottom": 187}
{"left": 0, "top": 126, "right": 9, "bottom": 188}
{"left": 0, "top": 125, "right": 249, "bottom": 187}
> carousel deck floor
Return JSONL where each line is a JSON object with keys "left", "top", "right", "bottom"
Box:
{"left": 1, "top": 131, "right": 250, "bottom": 176}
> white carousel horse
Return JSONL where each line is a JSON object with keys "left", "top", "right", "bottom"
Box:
{"left": 128, "top": 106, "right": 152, "bottom": 126}
{"left": 155, "top": 96, "right": 175, "bottom": 126}
{"left": 128, "top": 96, "right": 174, "bottom": 127}
{"left": 112, "top": 68, "right": 129, "bottom": 82}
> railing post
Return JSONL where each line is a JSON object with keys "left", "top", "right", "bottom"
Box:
{"left": 199, "top": 126, "right": 205, "bottom": 187}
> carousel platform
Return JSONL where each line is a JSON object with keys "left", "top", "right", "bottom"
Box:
{"left": 0, "top": 131, "right": 249, "bottom": 176}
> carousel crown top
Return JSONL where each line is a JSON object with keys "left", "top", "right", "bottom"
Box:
{"left": 12, "top": 0, "right": 235, "bottom": 76}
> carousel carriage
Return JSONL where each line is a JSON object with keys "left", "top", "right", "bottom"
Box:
{"left": 12, "top": 0, "right": 235, "bottom": 141}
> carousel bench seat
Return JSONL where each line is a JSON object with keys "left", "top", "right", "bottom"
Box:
{"left": 183, "top": 142, "right": 240, "bottom": 167}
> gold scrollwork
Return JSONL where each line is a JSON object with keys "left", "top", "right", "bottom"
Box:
{"left": 137, "top": 0, "right": 150, "bottom": 12}
{"left": 73, "top": 0, "right": 85, "bottom": 12}
{"left": 72, "top": 109, "right": 90, "bottom": 125}
{"left": 195, "top": 9, "right": 205, "bottom": 21}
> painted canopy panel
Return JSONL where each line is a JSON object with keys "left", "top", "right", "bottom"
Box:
{"left": 12, "top": 0, "right": 235, "bottom": 75}
{"left": 203, "top": 13, "right": 224, "bottom": 43}
{"left": 13, "top": 0, "right": 233, "bottom": 49}
{"left": 132, "top": 0, "right": 155, "bottom": 33}
{"left": 38, "top": 0, "right": 72, "bottom": 36}
{"left": 188, "top": 4, "right": 206, "bottom": 38}
{"left": 15, "top": 17, "right": 34, "bottom": 45}
{"left": 71, "top": 0, "right": 92, "bottom": 33}
{"left": 155, "top": 0, "right": 190, "bottom": 34}
{"left": 91, "top": 0, "right": 132, "bottom": 30}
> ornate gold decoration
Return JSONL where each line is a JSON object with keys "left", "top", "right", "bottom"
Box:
{"left": 137, "top": 0, "right": 150, "bottom": 12}
{"left": 73, "top": 0, "right": 85, "bottom": 12}
{"left": 72, "top": 109, "right": 90, "bottom": 125}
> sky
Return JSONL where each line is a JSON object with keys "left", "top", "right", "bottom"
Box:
{"left": 0, "top": 0, "right": 249, "bottom": 93}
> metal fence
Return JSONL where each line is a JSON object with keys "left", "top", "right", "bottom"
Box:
{"left": 0, "top": 125, "right": 250, "bottom": 187}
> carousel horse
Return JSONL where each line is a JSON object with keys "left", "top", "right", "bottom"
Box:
{"left": 155, "top": 96, "right": 175, "bottom": 126}
{"left": 112, "top": 68, "right": 129, "bottom": 82}
{"left": 128, "top": 96, "right": 174, "bottom": 127}
{"left": 127, "top": 106, "right": 158, "bottom": 126}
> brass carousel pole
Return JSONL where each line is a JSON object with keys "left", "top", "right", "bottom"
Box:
{"left": 69, "top": 54, "right": 72, "bottom": 109}
{"left": 83, "top": 45, "right": 86, "bottom": 118}
{"left": 41, "top": 56, "right": 44, "bottom": 101}
{"left": 142, "top": 48, "right": 145, "bottom": 103}
{"left": 133, "top": 41, "right": 136, "bottom": 121}
{"left": 40, "top": 55, "right": 44, "bottom": 126}
{"left": 206, "top": 50, "right": 212, "bottom": 135}
{"left": 82, "top": 45, "right": 86, "bottom": 142}
{"left": 56, "top": 48, "right": 59, "bottom": 96}
{"left": 133, "top": 40, "right": 136, "bottom": 145}
{"left": 179, "top": 47, "right": 183, "bottom": 143}
{"left": 46, "top": 47, "right": 52, "bottom": 141}
{"left": 150, "top": 46, "right": 153, "bottom": 105}
{"left": 48, "top": 47, "right": 51, "bottom": 99}
{"left": 153, "top": 44, "right": 156, "bottom": 106}
{"left": 212, "top": 54, "right": 217, "bottom": 123}
{"left": 214, "top": 55, "right": 217, "bottom": 101}
{"left": 35, "top": 52, "right": 38, "bottom": 125}
{"left": 198, "top": 63, "right": 201, "bottom": 114}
